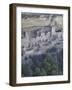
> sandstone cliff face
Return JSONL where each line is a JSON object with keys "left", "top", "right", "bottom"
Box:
{"left": 21, "top": 13, "right": 63, "bottom": 28}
